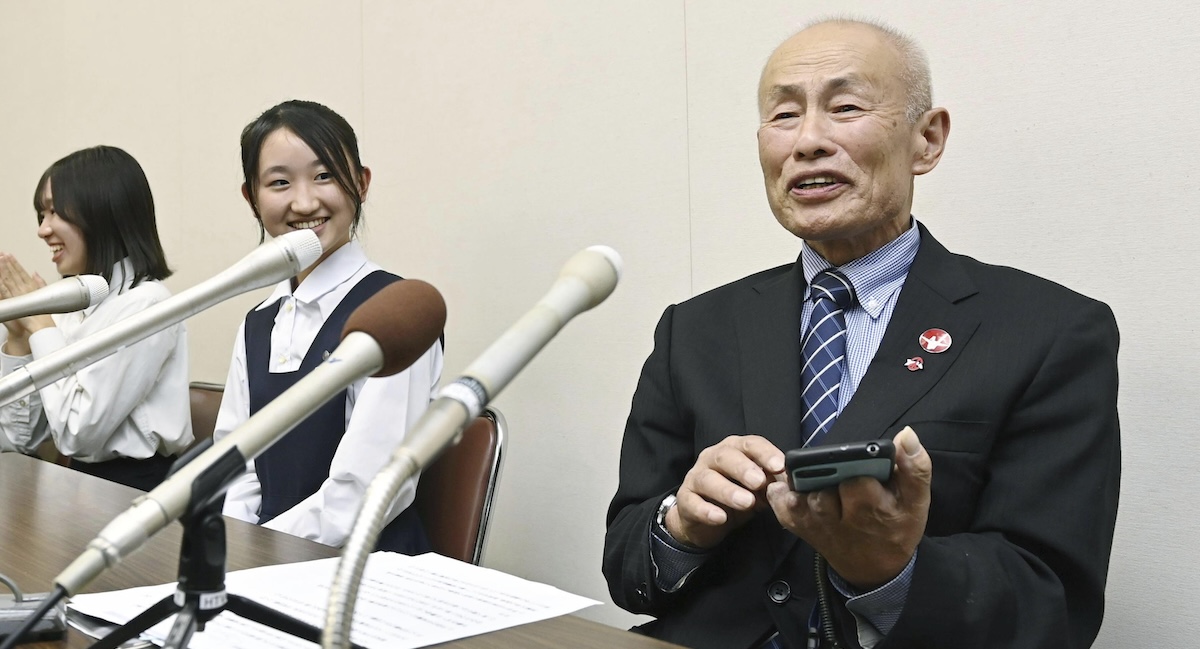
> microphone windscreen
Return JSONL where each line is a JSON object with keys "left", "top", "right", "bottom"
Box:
{"left": 342, "top": 279, "right": 447, "bottom": 377}
{"left": 77, "top": 275, "right": 110, "bottom": 305}
{"left": 277, "top": 229, "right": 324, "bottom": 272}
{"left": 560, "top": 245, "right": 623, "bottom": 309}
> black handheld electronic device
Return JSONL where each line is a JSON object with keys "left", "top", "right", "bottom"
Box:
{"left": 785, "top": 439, "right": 896, "bottom": 492}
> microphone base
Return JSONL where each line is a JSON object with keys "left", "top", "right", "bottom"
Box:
{"left": 90, "top": 489, "right": 365, "bottom": 649}
{"left": 0, "top": 592, "right": 65, "bottom": 644}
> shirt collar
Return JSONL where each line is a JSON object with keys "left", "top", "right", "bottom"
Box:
{"left": 86, "top": 258, "right": 136, "bottom": 316}
{"left": 801, "top": 218, "right": 921, "bottom": 319}
{"left": 258, "top": 240, "right": 368, "bottom": 309}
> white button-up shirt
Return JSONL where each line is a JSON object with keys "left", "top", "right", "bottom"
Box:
{"left": 0, "top": 259, "right": 192, "bottom": 461}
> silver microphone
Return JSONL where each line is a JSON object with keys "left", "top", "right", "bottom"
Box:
{"left": 321, "top": 245, "right": 622, "bottom": 649}
{"left": 0, "top": 230, "right": 323, "bottom": 407}
{"left": 0, "top": 275, "right": 109, "bottom": 322}
{"left": 51, "top": 279, "right": 446, "bottom": 597}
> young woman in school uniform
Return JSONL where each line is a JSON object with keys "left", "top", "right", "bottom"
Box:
{"left": 0, "top": 145, "right": 192, "bottom": 491}
{"left": 213, "top": 100, "right": 443, "bottom": 554}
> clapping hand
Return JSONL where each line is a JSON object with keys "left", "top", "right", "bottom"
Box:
{"left": 0, "top": 253, "right": 52, "bottom": 355}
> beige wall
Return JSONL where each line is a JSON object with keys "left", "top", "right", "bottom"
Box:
{"left": 2, "top": 1, "right": 1195, "bottom": 644}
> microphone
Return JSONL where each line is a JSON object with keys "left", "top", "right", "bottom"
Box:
{"left": 321, "top": 245, "right": 622, "bottom": 649}
{"left": 0, "top": 275, "right": 109, "bottom": 322}
{"left": 51, "top": 279, "right": 446, "bottom": 597}
{"left": 0, "top": 230, "right": 323, "bottom": 407}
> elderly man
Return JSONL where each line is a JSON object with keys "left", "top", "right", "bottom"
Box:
{"left": 604, "top": 18, "right": 1119, "bottom": 649}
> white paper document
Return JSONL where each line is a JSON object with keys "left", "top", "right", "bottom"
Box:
{"left": 68, "top": 552, "right": 600, "bottom": 648}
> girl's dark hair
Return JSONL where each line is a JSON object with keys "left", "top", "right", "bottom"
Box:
{"left": 239, "top": 100, "right": 367, "bottom": 241}
{"left": 32, "top": 145, "right": 172, "bottom": 288}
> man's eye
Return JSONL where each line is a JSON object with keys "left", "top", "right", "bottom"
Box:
{"left": 833, "top": 104, "right": 861, "bottom": 113}
{"left": 773, "top": 112, "right": 799, "bottom": 121}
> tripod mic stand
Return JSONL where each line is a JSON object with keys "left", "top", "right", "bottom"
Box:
{"left": 89, "top": 448, "right": 364, "bottom": 649}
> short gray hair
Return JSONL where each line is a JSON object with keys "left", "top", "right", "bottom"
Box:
{"left": 798, "top": 17, "right": 932, "bottom": 123}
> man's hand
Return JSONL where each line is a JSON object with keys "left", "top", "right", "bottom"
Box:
{"left": 666, "top": 435, "right": 786, "bottom": 549}
{"left": 766, "top": 427, "right": 933, "bottom": 590}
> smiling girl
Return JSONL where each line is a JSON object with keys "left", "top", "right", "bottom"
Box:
{"left": 0, "top": 146, "right": 192, "bottom": 490}
{"left": 212, "top": 100, "right": 442, "bottom": 553}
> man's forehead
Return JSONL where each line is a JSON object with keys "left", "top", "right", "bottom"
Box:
{"left": 763, "top": 74, "right": 871, "bottom": 100}
{"left": 759, "top": 26, "right": 902, "bottom": 97}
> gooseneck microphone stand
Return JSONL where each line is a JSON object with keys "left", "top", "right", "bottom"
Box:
{"left": 89, "top": 442, "right": 364, "bottom": 649}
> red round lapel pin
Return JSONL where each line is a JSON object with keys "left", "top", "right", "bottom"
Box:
{"left": 919, "top": 328, "right": 952, "bottom": 354}
{"left": 904, "top": 356, "right": 924, "bottom": 371}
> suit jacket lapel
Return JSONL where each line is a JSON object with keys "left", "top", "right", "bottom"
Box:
{"left": 736, "top": 259, "right": 805, "bottom": 452}
{"left": 826, "top": 225, "right": 981, "bottom": 446}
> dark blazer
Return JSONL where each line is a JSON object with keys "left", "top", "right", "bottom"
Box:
{"left": 603, "top": 224, "right": 1120, "bottom": 649}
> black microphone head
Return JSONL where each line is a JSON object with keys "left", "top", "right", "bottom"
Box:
{"left": 342, "top": 279, "right": 447, "bottom": 377}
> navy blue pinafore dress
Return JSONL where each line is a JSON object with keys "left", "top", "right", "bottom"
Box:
{"left": 244, "top": 270, "right": 431, "bottom": 554}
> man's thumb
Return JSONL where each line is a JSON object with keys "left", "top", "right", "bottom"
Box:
{"left": 894, "top": 426, "right": 932, "bottom": 487}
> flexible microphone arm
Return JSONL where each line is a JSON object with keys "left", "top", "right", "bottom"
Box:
{"left": 0, "top": 275, "right": 109, "bottom": 322}
{"left": 51, "top": 279, "right": 445, "bottom": 597}
{"left": 321, "top": 245, "right": 622, "bottom": 649}
{"left": 0, "top": 230, "right": 323, "bottom": 407}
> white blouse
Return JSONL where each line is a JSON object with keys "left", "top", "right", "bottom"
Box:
{"left": 214, "top": 241, "right": 443, "bottom": 548}
{"left": 0, "top": 259, "right": 192, "bottom": 461}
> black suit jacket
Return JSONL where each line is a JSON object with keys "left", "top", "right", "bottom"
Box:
{"left": 603, "top": 224, "right": 1120, "bottom": 649}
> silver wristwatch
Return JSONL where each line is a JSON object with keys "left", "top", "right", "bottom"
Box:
{"left": 655, "top": 493, "right": 677, "bottom": 532}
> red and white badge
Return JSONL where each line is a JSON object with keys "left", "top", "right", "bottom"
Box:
{"left": 904, "top": 356, "right": 924, "bottom": 371}
{"left": 919, "top": 328, "right": 952, "bottom": 354}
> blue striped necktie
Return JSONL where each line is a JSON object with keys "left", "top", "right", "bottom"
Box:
{"left": 800, "top": 269, "right": 856, "bottom": 448}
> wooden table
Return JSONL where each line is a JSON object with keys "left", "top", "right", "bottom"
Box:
{"left": 0, "top": 453, "right": 676, "bottom": 648}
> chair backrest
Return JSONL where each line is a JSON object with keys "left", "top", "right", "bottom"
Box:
{"left": 414, "top": 407, "right": 505, "bottom": 565}
{"left": 188, "top": 381, "right": 225, "bottom": 448}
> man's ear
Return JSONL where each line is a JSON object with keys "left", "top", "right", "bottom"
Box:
{"left": 911, "top": 108, "right": 950, "bottom": 176}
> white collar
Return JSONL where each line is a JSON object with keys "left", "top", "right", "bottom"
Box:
{"left": 257, "top": 240, "right": 368, "bottom": 309}
{"left": 85, "top": 258, "right": 137, "bottom": 316}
